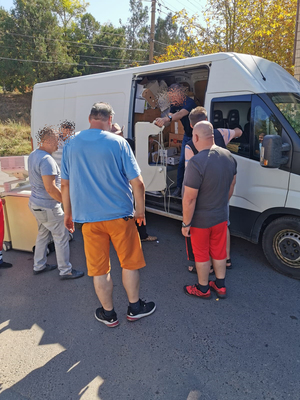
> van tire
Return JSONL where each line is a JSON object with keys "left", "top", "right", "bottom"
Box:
{"left": 262, "top": 217, "right": 300, "bottom": 279}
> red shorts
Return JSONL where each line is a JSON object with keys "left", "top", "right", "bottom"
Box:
{"left": 189, "top": 221, "right": 227, "bottom": 263}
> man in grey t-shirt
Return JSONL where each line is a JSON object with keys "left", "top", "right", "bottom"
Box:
{"left": 28, "top": 127, "right": 84, "bottom": 280}
{"left": 181, "top": 121, "right": 237, "bottom": 299}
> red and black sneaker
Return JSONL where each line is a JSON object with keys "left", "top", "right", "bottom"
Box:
{"left": 184, "top": 284, "right": 211, "bottom": 299}
{"left": 209, "top": 281, "right": 227, "bottom": 299}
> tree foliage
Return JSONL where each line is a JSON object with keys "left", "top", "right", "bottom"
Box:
{"left": 0, "top": 0, "right": 77, "bottom": 92}
{"left": 155, "top": 0, "right": 297, "bottom": 74}
{"left": 0, "top": 0, "right": 297, "bottom": 92}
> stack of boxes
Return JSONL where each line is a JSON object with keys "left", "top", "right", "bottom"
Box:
{"left": 134, "top": 79, "right": 187, "bottom": 166}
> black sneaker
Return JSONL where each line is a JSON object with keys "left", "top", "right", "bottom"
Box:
{"left": 94, "top": 307, "right": 119, "bottom": 328}
{"left": 127, "top": 299, "right": 156, "bottom": 322}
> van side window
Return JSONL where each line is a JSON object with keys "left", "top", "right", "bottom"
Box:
{"left": 252, "top": 97, "right": 282, "bottom": 160}
{"left": 212, "top": 102, "right": 251, "bottom": 158}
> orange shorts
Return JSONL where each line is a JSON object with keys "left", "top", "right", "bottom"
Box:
{"left": 82, "top": 217, "right": 146, "bottom": 276}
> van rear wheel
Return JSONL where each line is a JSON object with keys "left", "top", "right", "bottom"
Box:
{"left": 262, "top": 217, "right": 300, "bottom": 279}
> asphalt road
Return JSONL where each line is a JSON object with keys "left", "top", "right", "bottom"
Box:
{"left": 0, "top": 212, "right": 299, "bottom": 400}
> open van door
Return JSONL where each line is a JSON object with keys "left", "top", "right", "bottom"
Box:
{"left": 135, "top": 122, "right": 167, "bottom": 192}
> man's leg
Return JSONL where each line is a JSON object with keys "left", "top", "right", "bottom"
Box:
{"left": 209, "top": 222, "right": 227, "bottom": 298}
{"left": 110, "top": 218, "right": 156, "bottom": 320}
{"left": 212, "top": 258, "right": 226, "bottom": 279}
{"left": 82, "top": 221, "right": 118, "bottom": 327}
{"left": 122, "top": 269, "right": 140, "bottom": 303}
{"left": 45, "top": 206, "right": 72, "bottom": 275}
{"left": 176, "top": 134, "right": 190, "bottom": 191}
{"left": 195, "top": 260, "right": 212, "bottom": 285}
{"left": 184, "top": 227, "right": 212, "bottom": 299}
{"left": 29, "top": 203, "right": 52, "bottom": 272}
{"left": 93, "top": 274, "right": 114, "bottom": 311}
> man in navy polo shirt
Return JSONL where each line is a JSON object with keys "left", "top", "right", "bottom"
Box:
{"left": 155, "top": 83, "right": 196, "bottom": 197}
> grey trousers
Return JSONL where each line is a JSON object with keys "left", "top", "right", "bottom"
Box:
{"left": 29, "top": 201, "right": 72, "bottom": 275}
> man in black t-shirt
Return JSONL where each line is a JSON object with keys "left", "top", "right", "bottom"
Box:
{"left": 181, "top": 121, "right": 237, "bottom": 299}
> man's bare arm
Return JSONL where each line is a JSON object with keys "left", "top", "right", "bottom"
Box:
{"left": 42, "top": 175, "right": 62, "bottom": 203}
{"left": 154, "top": 109, "right": 189, "bottom": 127}
{"left": 130, "top": 175, "right": 146, "bottom": 226}
{"left": 182, "top": 186, "right": 198, "bottom": 237}
{"left": 185, "top": 145, "right": 194, "bottom": 168}
{"left": 228, "top": 174, "right": 237, "bottom": 200}
{"left": 61, "top": 179, "right": 74, "bottom": 233}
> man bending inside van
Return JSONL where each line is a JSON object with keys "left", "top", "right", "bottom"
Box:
{"left": 61, "top": 102, "right": 156, "bottom": 327}
{"left": 154, "top": 83, "right": 196, "bottom": 197}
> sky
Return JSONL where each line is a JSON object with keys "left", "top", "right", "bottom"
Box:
{"left": 1, "top": 0, "right": 205, "bottom": 26}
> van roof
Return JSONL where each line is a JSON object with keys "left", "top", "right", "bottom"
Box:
{"left": 34, "top": 52, "right": 300, "bottom": 94}
{"left": 33, "top": 52, "right": 235, "bottom": 87}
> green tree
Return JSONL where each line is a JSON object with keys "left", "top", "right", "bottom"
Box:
{"left": 154, "top": 12, "right": 185, "bottom": 56}
{"left": 0, "top": 0, "right": 78, "bottom": 92}
{"left": 155, "top": 0, "right": 297, "bottom": 74}
{"left": 123, "top": 0, "right": 150, "bottom": 65}
{"left": 73, "top": 23, "right": 127, "bottom": 75}
{"left": 52, "top": 0, "right": 89, "bottom": 31}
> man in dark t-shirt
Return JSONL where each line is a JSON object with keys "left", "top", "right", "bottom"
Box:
{"left": 154, "top": 83, "right": 196, "bottom": 197}
{"left": 185, "top": 106, "right": 242, "bottom": 271}
{"left": 181, "top": 121, "right": 237, "bottom": 299}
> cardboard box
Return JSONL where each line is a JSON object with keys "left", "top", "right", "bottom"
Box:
{"left": 170, "top": 120, "right": 185, "bottom": 134}
{"left": 146, "top": 80, "right": 160, "bottom": 96}
{"left": 169, "top": 133, "right": 184, "bottom": 150}
{"left": 167, "top": 155, "right": 180, "bottom": 165}
{"left": 134, "top": 108, "right": 161, "bottom": 123}
{"left": 142, "top": 88, "right": 158, "bottom": 108}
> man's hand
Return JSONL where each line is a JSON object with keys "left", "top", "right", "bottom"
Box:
{"left": 154, "top": 117, "right": 168, "bottom": 127}
{"left": 181, "top": 226, "right": 191, "bottom": 237}
{"left": 134, "top": 210, "right": 146, "bottom": 227}
{"left": 64, "top": 213, "right": 75, "bottom": 233}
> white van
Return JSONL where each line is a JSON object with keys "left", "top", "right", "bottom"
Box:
{"left": 31, "top": 52, "right": 300, "bottom": 279}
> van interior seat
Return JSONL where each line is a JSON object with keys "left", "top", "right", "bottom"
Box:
{"left": 213, "top": 110, "right": 225, "bottom": 129}
{"left": 227, "top": 109, "right": 242, "bottom": 130}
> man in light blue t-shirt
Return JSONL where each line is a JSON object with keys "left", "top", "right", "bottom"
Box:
{"left": 28, "top": 127, "right": 84, "bottom": 280}
{"left": 61, "top": 102, "right": 156, "bottom": 328}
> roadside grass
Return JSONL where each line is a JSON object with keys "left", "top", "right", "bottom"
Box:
{"left": 0, "top": 121, "right": 32, "bottom": 156}
{"left": 0, "top": 92, "right": 32, "bottom": 156}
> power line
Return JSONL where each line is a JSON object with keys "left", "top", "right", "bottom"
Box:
{"left": 0, "top": 44, "right": 149, "bottom": 63}
{"left": 0, "top": 31, "right": 151, "bottom": 52}
{"left": 0, "top": 56, "right": 142, "bottom": 69}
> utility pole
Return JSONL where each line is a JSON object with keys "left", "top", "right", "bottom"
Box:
{"left": 149, "top": 0, "right": 156, "bottom": 64}
{"left": 294, "top": 0, "right": 300, "bottom": 80}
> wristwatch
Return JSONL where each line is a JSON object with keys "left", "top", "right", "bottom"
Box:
{"left": 182, "top": 221, "right": 192, "bottom": 228}
{"left": 168, "top": 114, "right": 172, "bottom": 121}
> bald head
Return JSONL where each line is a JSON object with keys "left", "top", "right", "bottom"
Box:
{"left": 193, "top": 121, "right": 214, "bottom": 139}
{"left": 192, "top": 121, "right": 214, "bottom": 151}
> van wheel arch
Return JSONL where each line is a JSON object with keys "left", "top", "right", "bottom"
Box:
{"left": 262, "top": 216, "right": 300, "bottom": 279}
